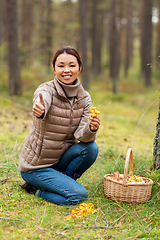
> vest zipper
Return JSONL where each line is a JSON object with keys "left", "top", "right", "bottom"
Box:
{"left": 63, "top": 103, "right": 73, "bottom": 149}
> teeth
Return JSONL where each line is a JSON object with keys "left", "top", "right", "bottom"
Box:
{"left": 63, "top": 76, "right": 71, "bottom": 79}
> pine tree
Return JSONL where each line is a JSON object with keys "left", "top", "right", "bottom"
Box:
{"left": 153, "top": 97, "right": 160, "bottom": 170}
{"left": 6, "top": 0, "right": 22, "bottom": 95}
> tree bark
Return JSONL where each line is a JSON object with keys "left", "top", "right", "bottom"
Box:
{"left": 109, "top": 0, "right": 119, "bottom": 94}
{"left": 0, "top": 0, "right": 5, "bottom": 46}
{"left": 140, "top": 0, "right": 153, "bottom": 87}
{"left": 0, "top": 0, "right": 6, "bottom": 65}
{"left": 124, "top": 0, "right": 133, "bottom": 77}
{"left": 153, "top": 97, "right": 160, "bottom": 170}
{"left": 39, "top": 0, "right": 46, "bottom": 63}
{"left": 21, "top": 0, "right": 34, "bottom": 66}
{"left": 91, "top": 0, "right": 97, "bottom": 76}
{"left": 156, "top": 0, "right": 160, "bottom": 72}
{"left": 79, "top": 0, "right": 89, "bottom": 89}
{"left": 96, "top": 7, "right": 104, "bottom": 75}
{"left": 6, "top": 0, "right": 22, "bottom": 95}
{"left": 45, "top": 0, "right": 53, "bottom": 67}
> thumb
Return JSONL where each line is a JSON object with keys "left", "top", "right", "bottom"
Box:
{"left": 39, "top": 93, "right": 45, "bottom": 106}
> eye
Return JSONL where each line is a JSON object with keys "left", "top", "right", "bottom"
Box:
{"left": 70, "top": 64, "right": 76, "bottom": 67}
{"left": 58, "top": 65, "right": 64, "bottom": 68}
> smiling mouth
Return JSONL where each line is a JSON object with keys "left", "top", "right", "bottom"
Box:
{"left": 63, "top": 75, "right": 72, "bottom": 79}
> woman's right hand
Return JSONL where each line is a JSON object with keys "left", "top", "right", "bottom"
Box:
{"left": 32, "top": 93, "right": 45, "bottom": 118}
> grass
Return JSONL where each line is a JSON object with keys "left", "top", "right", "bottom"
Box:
{"left": 0, "top": 65, "right": 160, "bottom": 239}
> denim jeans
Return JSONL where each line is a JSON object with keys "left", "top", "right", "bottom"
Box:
{"left": 21, "top": 142, "right": 98, "bottom": 205}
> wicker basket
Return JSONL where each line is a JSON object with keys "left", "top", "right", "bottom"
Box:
{"left": 104, "top": 148, "right": 153, "bottom": 203}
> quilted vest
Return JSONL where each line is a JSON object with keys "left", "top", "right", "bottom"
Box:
{"left": 21, "top": 80, "right": 88, "bottom": 166}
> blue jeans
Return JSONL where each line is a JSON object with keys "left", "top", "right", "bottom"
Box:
{"left": 21, "top": 142, "right": 98, "bottom": 205}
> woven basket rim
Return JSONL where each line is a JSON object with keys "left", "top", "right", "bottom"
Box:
{"left": 104, "top": 173, "right": 153, "bottom": 186}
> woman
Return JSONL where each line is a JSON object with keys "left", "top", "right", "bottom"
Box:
{"left": 19, "top": 46, "right": 100, "bottom": 205}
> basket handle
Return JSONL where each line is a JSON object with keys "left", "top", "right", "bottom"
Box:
{"left": 123, "top": 148, "right": 133, "bottom": 185}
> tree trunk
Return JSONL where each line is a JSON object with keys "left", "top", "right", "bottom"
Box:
{"left": 109, "top": 0, "right": 119, "bottom": 94}
{"left": 45, "top": 0, "right": 53, "bottom": 67}
{"left": 6, "top": 0, "right": 22, "bottom": 95}
{"left": 156, "top": 0, "right": 160, "bottom": 75}
{"left": 0, "top": 0, "right": 5, "bottom": 46}
{"left": 91, "top": 0, "right": 104, "bottom": 76}
{"left": 21, "top": 0, "right": 34, "bottom": 66}
{"left": 96, "top": 7, "right": 104, "bottom": 75}
{"left": 153, "top": 97, "right": 160, "bottom": 170}
{"left": 140, "top": 0, "right": 153, "bottom": 87}
{"left": 91, "top": 0, "right": 97, "bottom": 76}
{"left": 39, "top": 0, "right": 46, "bottom": 63}
{"left": 79, "top": 0, "right": 89, "bottom": 89}
{"left": 116, "top": 0, "right": 123, "bottom": 77}
{"left": 124, "top": 0, "right": 133, "bottom": 77}
{"left": 0, "top": 0, "right": 6, "bottom": 66}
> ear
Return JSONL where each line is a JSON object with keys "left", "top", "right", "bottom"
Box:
{"left": 78, "top": 65, "right": 83, "bottom": 75}
{"left": 53, "top": 66, "right": 56, "bottom": 73}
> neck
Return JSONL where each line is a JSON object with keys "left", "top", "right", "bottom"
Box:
{"left": 55, "top": 76, "right": 80, "bottom": 97}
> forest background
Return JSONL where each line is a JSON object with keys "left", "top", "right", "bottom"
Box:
{"left": 0, "top": 0, "right": 160, "bottom": 239}
{"left": 1, "top": 0, "right": 160, "bottom": 94}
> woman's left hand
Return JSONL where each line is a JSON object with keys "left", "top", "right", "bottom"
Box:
{"left": 89, "top": 116, "right": 101, "bottom": 131}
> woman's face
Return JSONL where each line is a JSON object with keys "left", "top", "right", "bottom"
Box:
{"left": 54, "top": 52, "right": 81, "bottom": 85}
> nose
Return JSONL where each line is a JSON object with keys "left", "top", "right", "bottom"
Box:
{"left": 64, "top": 66, "right": 70, "bottom": 72}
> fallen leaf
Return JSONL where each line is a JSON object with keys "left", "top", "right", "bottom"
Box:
{"left": 36, "top": 226, "right": 45, "bottom": 232}
{"left": 114, "top": 222, "right": 123, "bottom": 228}
{"left": 56, "top": 230, "right": 66, "bottom": 235}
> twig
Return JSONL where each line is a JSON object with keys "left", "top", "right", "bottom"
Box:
{"left": 114, "top": 200, "right": 127, "bottom": 212}
{"left": 81, "top": 207, "right": 127, "bottom": 231}
{"left": 84, "top": 211, "right": 127, "bottom": 230}
{"left": 0, "top": 217, "right": 21, "bottom": 221}
{"left": 83, "top": 225, "right": 122, "bottom": 230}
{"left": 107, "top": 200, "right": 128, "bottom": 228}
{"left": 0, "top": 170, "right": 10, "bottom": 184}
{"left": 110, "top": 212, "right": 128, "bottom": 228}
{"left": 100, "top": 209, "right": 109, "bottom": 228}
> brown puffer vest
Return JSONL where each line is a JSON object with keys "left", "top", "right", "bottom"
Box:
{"left": 21, "top": 80, "right": 89, "bottom": 166}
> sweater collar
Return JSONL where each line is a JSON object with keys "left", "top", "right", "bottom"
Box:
{"left": 54, "top": 75, "right": 82, "bottom": 98}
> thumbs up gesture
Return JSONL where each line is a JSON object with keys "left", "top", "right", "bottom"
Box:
{"left": 32, "top": 93, "right": 45, "bottom": 118}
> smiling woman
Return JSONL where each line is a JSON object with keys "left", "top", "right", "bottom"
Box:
{"left": 19, "top": 46, "right": 101, "bottom": 205}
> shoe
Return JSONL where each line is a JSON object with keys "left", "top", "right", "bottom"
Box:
{"left": 21, "top": 182, "right": 37, "bottom": 195}
{"left": 21, "top": 182, "right": 29, "bottom": 189}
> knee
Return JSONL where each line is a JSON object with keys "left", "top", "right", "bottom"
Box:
{"left": 67, "top": 188, "right": 88, "bottom": 205}
{"left": 91, "top": 142, "right": 99, "bottom": 154}
{"left": 80, "top": 188, "right": 88, "bottom": 199}
{"left": 86, "top": 142, "right": 99, "bottom": 159}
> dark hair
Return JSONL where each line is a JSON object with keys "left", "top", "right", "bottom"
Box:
{"left": 52, "top": 46, "right": 83, "bottom": 73}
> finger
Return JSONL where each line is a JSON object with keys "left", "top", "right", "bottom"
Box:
{"left": 32, "top": 110, "right": 43, "bottom": 118}
{"left": 32, "top": 107, "right": 44, "bottom": 117}
{"left": 90, "top": 124, "right": 98, "bottom": 131}
{"left": 32, "top": 111, "right": 41, "bottom": 118}
{"left": 39, "top": 93, "right": 45, "bottom": 107}
{"left": 89, "top": 115, "right": 100, "bottom": 121}
{"left": 32, "top": 107, "right": 43, "bottom": 115}
{"left": 89, "top": 117, "right": 101, "bottom": 125}
{"left": 89, "top": 121, "right": 100, "bottom": 130}
{"left": 32, "top": 109, "right": 42, "bottom": 117}
{"left": 34, "top": 102, "right": 45, "bottom": 111}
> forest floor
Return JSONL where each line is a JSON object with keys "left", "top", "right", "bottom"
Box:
{"left": 0, "top": 67, "right": 160, "bottom": 239}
